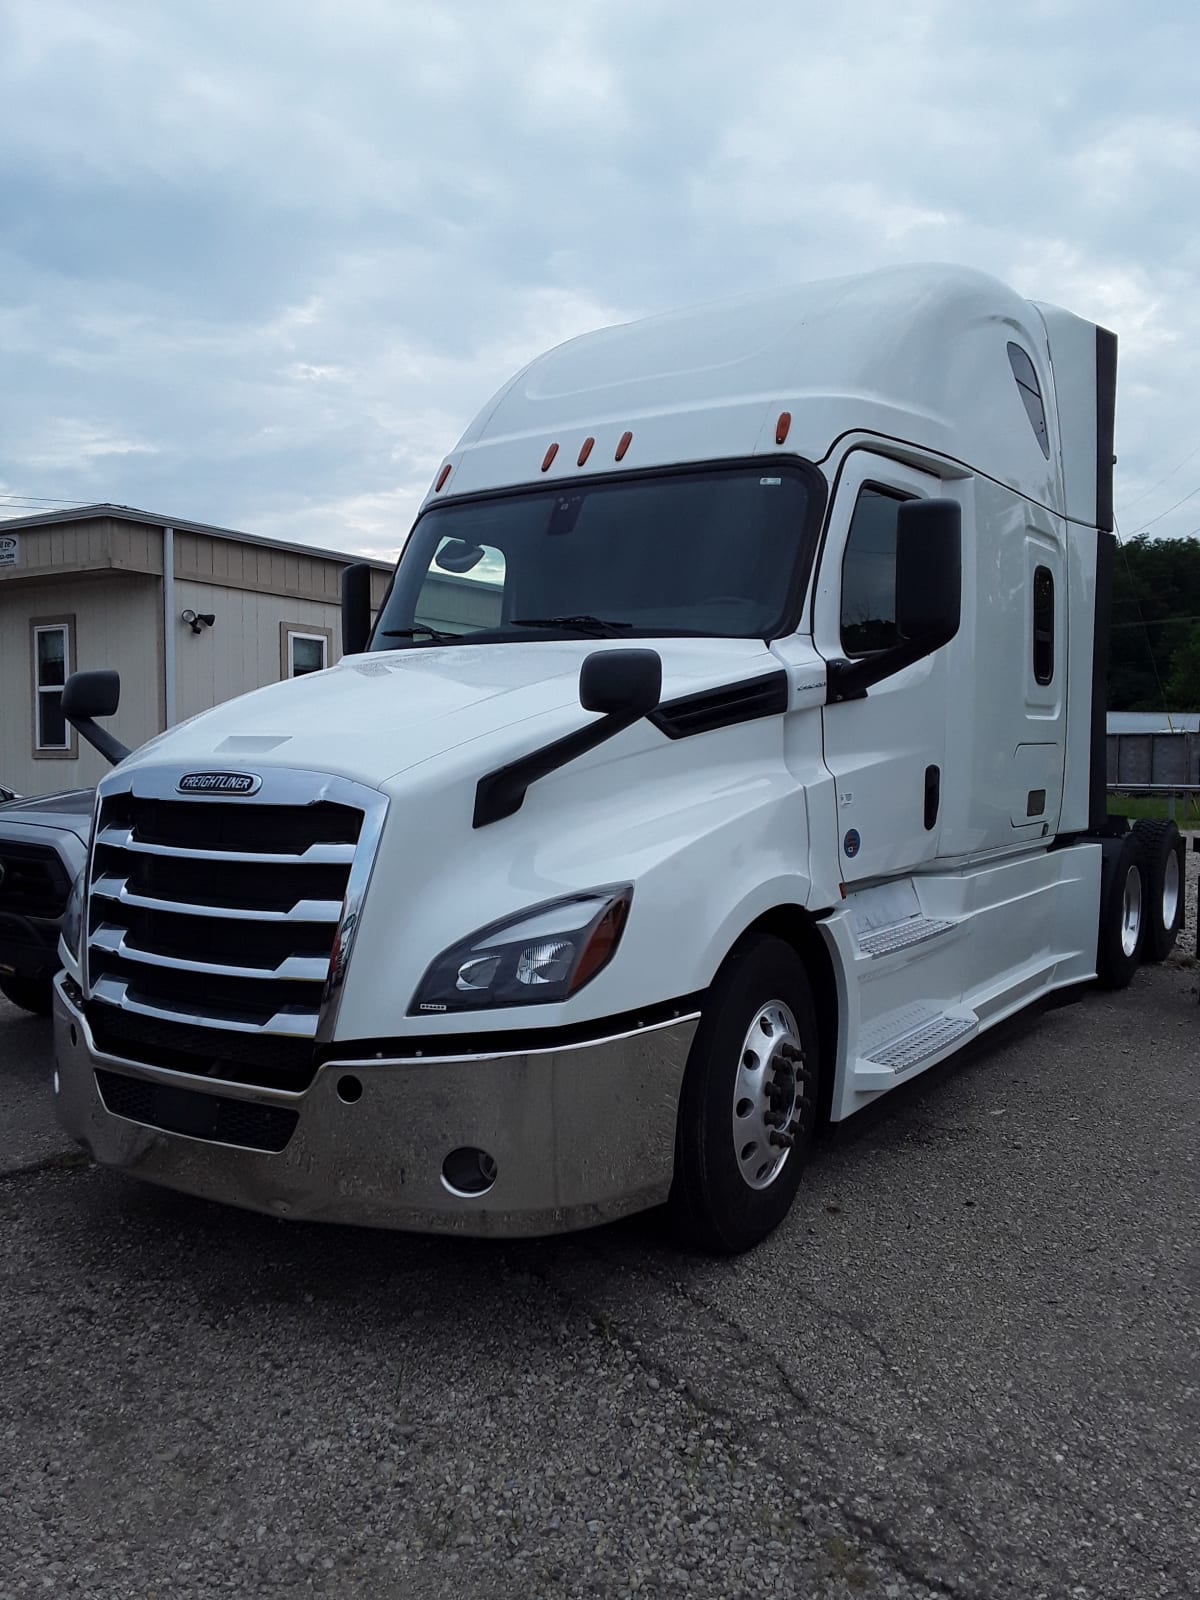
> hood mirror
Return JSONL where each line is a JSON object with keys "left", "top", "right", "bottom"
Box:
{"left": 434, "top": 540, "right": 487, "bottom": 575}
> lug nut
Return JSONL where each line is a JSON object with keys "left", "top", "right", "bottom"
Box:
{"left": 768, "top": 1129, "right": 795, "bottom": 1149}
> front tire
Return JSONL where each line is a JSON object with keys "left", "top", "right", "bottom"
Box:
{"left": 0, "top": 974, "right": 54, "bottom": 1015}
{"left": 669, "top": 935, "right": 820, "bottom": 1254}
{"left": 1131, "top": 819, "right": 1185, "bottom": 963}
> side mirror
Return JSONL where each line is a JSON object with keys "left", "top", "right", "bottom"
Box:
{"left": 580, "top": 649, "right": 662, "bottom": 717}
{"left": 62, "top": 670, "right": 130, "bottom": 766}
{"left": 341, "top": 562, "right": 373, "bottom": 656}
{"left": 895, "top": 499, "right": 962, "bottom": 650}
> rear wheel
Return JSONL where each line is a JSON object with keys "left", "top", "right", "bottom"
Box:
{"left": 1095, "top": 832, "right": 1146, "bottom": 989}
{"left": 669, "top": 935, "right": 820, "bottom": 1254}
{"left": 0, "top": 974, "right": 54, "bottom": 1015}
{"left": 1131, "top": 819, "right": 1185, "bottom": 963}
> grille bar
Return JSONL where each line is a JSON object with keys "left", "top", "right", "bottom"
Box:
{"left": 89, "top": 924, "right": 330, "bottom": 982}
{"left": 95, "top": 825, "right": 355, "bottom": 865}
{"left": 91, "top": 975, "right": 320, "bottom": 1036}
{"left": 91, "top": 874, "right": 342, "bottom": 923}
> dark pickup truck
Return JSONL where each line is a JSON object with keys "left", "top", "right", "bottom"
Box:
{"left": 0, "top": 787, "right": 92, "bottom": 1014}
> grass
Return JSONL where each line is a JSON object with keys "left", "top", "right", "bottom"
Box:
{"left": 1107, "top": 793, "right": 1200, "bottom": 824}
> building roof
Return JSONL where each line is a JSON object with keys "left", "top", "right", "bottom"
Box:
{"left": 0, "top": 502, "right": 394, "bottom": 571}
{"left": 1107, "top": 711, "right": 1200, "bottom": 734}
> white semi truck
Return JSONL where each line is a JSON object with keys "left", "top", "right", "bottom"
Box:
{"left": 52, "top": 264, "right": 1186, "bottom": 1252}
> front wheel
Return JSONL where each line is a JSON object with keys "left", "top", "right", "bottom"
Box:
{"left": 0, "top": 974, "right": 54, "bottom": 1015}
{"left": 669, "top": 935, "right": 820, "bottom": 1254}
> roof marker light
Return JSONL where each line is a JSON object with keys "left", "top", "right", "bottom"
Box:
{"left": 542, "top": 443, "right": 559, "bottom": 472}
{"left": 615, "top": 430, "right": 632, "bottom": 462}
{"left": 776, "top": 411, "right": 791, "bottom": 446}
{"left": 577, "top": 436, "right": 595, "bottom": 467}
{"left": 435, "top": 463, "right": 452, "bottom": 492}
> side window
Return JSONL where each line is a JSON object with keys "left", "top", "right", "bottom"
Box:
{"left": 1033, "top": 566, "right": 1054, "bottom": 685}
{"left": 416, "top": 540, "right": 506, "bottom": 635}
{"left": 1007, "top": 343, "right": 1051, "bottom": 459}
{"left": 31, "top": 617, "right": 75, "bottom": 756}
{"left": 840, "top": 487, "right": 908, "bottom": 655}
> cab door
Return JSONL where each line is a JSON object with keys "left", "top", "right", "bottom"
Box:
{"left": 813, "top": 453, "right": 960, "bottom": 886}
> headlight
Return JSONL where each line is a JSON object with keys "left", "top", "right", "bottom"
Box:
{"left": 59, "top": 868, "right": 85, "bottom": 968}
{"left": 411, "top": 887, "right": 632, "bottom": 1014}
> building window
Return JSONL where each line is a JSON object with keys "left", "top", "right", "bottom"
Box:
{"left": 1033, "top": 566, "right": 1055, "bottom": 685}
{"left": 840, "top": 486, "right": 910, "bottom": 655}
{"left": 1007, "top": 343, "right": 1051, "bottom": 459}
{"left": 281, "top": 625, "right": 331, "bottom": 679}
{"left": 31, "top": 617, "right": 76, "bottom": 757}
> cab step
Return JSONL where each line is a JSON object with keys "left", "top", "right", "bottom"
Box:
{"left": 854, "top": 1009, "right": 978, "bottom": 1090}
{"left": 856, "top": 915, "right": 957, "bottom": 959}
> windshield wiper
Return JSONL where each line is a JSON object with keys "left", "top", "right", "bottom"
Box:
{"left": 379, "top": 625, "right": 460, "bottom": 642}
{"left": 510, "top": 614, "right": 634, "bottom": 638}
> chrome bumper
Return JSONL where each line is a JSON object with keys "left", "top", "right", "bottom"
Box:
{"left": 52, "top": 977, "right": 697, "bottom": 1237}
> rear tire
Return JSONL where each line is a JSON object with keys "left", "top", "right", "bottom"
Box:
{"left": 669, "top": 935, "right": 820, "bottom": 1254}
{"left": 0, "top": 974, "right": 54, "bottom": 1015}
{"left": 1095, "top": 832, "right": 1146, "bottom": 989}
{"left": 1131, "top": 819, "right": 1185, "bottom": 963}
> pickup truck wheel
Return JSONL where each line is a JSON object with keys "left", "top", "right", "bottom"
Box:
{"left": 1095, "top": 833, "right": 1146, "bottom": 990}
{"left": 1131, "top": 820, "right": 1185, "bottom": 963}
{"left": 0, "top": 974, "right": 54, "bottom": 1016}
{"left": 669, "top": 935, "right": 819, "bottom": 1254}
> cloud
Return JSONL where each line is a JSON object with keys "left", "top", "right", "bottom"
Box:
{"left": 1, "top": 0, "right": 1199, "bottom": 553}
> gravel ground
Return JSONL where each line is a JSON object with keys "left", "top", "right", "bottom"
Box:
{"left": 0, "top": 851, "right": 1196, "bottom": 1600}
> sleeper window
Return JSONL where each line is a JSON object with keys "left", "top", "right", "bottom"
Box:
{"left": 1008, "top": 344, "right": 1051, "bottom": 459}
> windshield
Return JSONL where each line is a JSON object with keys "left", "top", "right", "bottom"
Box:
{"left": 369, "top": 461, "right": 818, "bottom": 648}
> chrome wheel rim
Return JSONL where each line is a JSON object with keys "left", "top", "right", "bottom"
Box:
{"left": 1120, "top": 864, "right": 1143, "bottom": 959}
{"left": 1162, "top": 850, "right": 1181, "bottom": 932}
{"left": 731, "top": 1000, "right": 803, "bottom": 1191}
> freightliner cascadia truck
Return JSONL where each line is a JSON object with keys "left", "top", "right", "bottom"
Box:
{"left": 51, "top": 264, "right": 1186, "bottom": 1253}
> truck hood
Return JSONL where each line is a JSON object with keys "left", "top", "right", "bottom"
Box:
{"left": 120, "top": 638, "right": 782, "bottom": 790}
{"left": 0, "top": 787, "right": 95, "bottom": 840}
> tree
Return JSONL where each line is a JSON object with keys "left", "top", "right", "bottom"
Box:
{"left": 1164, "top": 623, "right": 1200, "bottom": 711}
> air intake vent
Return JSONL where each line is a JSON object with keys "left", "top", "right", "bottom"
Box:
{"left": 95, "top": 1068, "right": 298, "bottom": 1152}
{"left": 649, "top": 671, "right": 788, "bottom": 740}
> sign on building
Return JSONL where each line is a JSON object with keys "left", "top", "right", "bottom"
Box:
{"left": 0, "top": 533, "right": 18, "bottom": 568}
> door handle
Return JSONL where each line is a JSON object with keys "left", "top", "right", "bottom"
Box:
{"left": 924, "top": 765, "right": 941, "bottom": 831}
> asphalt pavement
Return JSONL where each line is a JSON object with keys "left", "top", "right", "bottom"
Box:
{"left": 1, "top": 922, "right": 1196, "bottom": 1599}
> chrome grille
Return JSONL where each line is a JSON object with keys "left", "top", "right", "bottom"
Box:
{"left": 83, "top": 769, "right": 386, "bottom": 1085}
{"left": 0, "top": 841, "right": 71, "bottom": 919}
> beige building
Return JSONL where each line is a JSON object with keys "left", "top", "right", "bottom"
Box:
{"left": 0, "top": 505, "right": 393, "bottom": 797}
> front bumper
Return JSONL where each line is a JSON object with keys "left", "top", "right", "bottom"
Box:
{"left": 52, "top": 977, "right": 697, "bottom": 1236}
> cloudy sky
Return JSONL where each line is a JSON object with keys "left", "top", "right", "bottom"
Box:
{"left": 2, "top": 0, "right": 1199, "bottom": 561}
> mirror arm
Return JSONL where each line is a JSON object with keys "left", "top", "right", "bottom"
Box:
{"left": 67, "top": 715, "right": 130, "bottom": 767}
{"left": 826, "top": 637, "right": 942, "bottom": 704}
{"left": 473, "top": 708, "right": 641, "bottom": 828}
